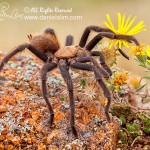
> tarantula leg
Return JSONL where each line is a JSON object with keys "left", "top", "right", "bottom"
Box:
{"left": 85, "top": 32, "right": 114, "bottom": 51}
{"left": 90, "top": 51, "right": 112, "bottom": 76}
{"left": 92, "top": 59, "right": 111, "bottom": 122}
{"left": 0, "top": 43, "right": 48, "bottom": 71}
{"left": 69, "top": 61, "right": 93, "bottom": 71}
{"left": 118, "top": 49, "right": 129, "bottom": 60}
{"left": 44, "top": 28, "right": 56, "bottom": 37}
{"left": 58, "top": 59, "right": 78, "bottom": 138}
{"left": 114, "top": 35, "right": 140, "bottom": 46}
{"left": 41, "top": 62, "right": 57, "bottom": 127}
{"left": 70, "top": 58, "right": 110, "bottom": 79}
{"left": 130, "top": 36, "right": 140, "bottom": 46}
{"left": 70, "top": 58, "right": 111, "bottom": 121}
{"left": 65, "top": 35, "right": 74, "bottom": 46}
{"left": 79, "top": 25, "right": 112, "bottom": 47}
{"left": 114, "top": 35, "right": 140, "bottom": 59}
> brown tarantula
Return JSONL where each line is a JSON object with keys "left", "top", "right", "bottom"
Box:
{"left": 0, "top": 26, "right": 140, "bottom": 138}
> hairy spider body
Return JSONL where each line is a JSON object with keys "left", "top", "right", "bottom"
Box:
{"left": 0, "top": 26, "right": 140, "bottom": 138}
{"left": 54, "top": 45, "right": 90, "bottom": 58}
{"left": 29, "top": 32, "right": 60, "bottom": 53}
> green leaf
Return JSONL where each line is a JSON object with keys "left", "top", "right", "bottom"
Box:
{"left": 143, "top": 76, "right": 150, "bottom": 80}
{"left": 81, "top": 79, "right": 86, "bottom": 88}
{"left": 136, "top": 84, "right": 147, "bottom": 92}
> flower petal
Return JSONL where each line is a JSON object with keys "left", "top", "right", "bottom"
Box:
{"left": 127, "top": 21, "right": 146, "bottom": 35}
{"left": 124, "top": 15, "right": 131, "bottom": 30}
{"left": 125, "top": 16, "right": 137, "bottom": 32}
{"left": 121, "top": 14, "right": 126, "bottom": 31}
{"left": 118, "top": 13, "right": 122, "bottom": 31}
{"left": 106, "top": 14, "right": 116, "bottom": 32}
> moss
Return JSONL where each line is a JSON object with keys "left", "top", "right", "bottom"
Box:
{"left": 118, "top": 131, "right": 127, "bottom": 141}
{"left": 136, "top": 114, "right": 150, "bottom": 135}
{"left": 126, "top": 123, "right": 140, "bottom": 138}
{"left": 112, "top": 105, "right": 130, "bottom": 117}
{"left": 143, "top": 119, "right": 150, "bottom": 134}
{"left": 59, "top": 96, "right": 65, "bottom": 101}
{"left": 126, "top": 123, "right": 139, "bottom": 131}
{"left": 112, "top": 104, "right": 150, "bottom": 148}
{"left": 120, "top": 115, "right": 126, "bottom": 125}
{"left": 81, "top": 79, "right": 86, "bottom": 89}
{"left": 121, "top": 108, "right": 128, "bottom": 114}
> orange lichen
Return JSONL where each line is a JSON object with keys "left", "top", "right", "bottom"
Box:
{"left": 54, "top": 111, "right": 65, "bottom": 124}
{"left": 31, "top": 110, "right": 40, "bottom": 121}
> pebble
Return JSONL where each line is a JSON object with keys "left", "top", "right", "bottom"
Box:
{"left": 10, "top": 63, "right": 18, "bottom": 68}
{"left": 0, "top": 76, "right": 5, "bottom": 80}
{"left": 26, "top": 65, "right": 33, "bottom": 70}
{"left": 0, "top": 91, "right": 4, "bottom": 94}
{"left": 0, "top": 105, "right": 6, "bottom": 113}
{"left": 143, "top": 145, "right": 150, "bottom": 150}
{"left": 0, "top": 81, "right": 4, "bottom": 85}
{"left": 63, "top": 104, "right": 69, "bottom": 109}
{"left": 84, "top": 132, "right": 91, "bottom": 138}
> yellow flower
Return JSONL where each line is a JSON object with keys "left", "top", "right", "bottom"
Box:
{"left": 98, "top": 42, "right": 117, "bottom": 67}
{"left": 128, "top": 75, "right": 141, "bottom": 89}
{"left": 146, "top": 46, "right": 150, "bottom": 62}
{"left": 112, "top": 71, "right": 128, "bottom": 90}
{"left": 104, "top": 13, "right": 146, "bottom": 49}
{"left": 131, "top": 44, "right": 150, "bottom": 60}
{"left": 131, "top": 44, "right": 146, "bottom": 56}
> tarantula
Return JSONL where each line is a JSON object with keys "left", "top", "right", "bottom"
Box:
{"left": 0, "top": 26, "right": 140, "bottom": 138}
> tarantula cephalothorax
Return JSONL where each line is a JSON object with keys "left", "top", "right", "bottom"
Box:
{"left": 0, "top": 26, "right": 140, "bottom": 138}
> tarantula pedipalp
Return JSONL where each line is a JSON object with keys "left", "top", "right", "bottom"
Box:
{"left": 0, "top": 26, "right": 140, "bottom": 138}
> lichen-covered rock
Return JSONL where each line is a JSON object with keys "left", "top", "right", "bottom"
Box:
{"left": 0, "top": 53, "right": 120, "bottom": 149}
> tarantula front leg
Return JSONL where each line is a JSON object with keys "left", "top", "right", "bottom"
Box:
{"left": 79, "top": 25, "right": 112, "bottom": 47}
{"left": 86, "top": 33, "right": 140, "bottom": 59}
{"left": 85, "top": 32, "right": 115, "bottom": 51}
{"left": 0, "top": 43, "right": 48, "bottom": 71}
{"left": 41, "top": 61, "right": 57, "bottom": 126}
{"left": 85, "top": 32, "right": 130, "bottom": 59}
{"left": 58, "top": 59, "right": 78, "bottom": 138}
{"left": 86, "top": 33, "right": 130, "bottom": 59}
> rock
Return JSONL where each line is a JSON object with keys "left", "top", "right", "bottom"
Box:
{"left": 10, "top": 63, "right": 17, "bottom": 68}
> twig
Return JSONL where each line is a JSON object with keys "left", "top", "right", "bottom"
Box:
{"left": 131, "top": 136, "right": 140, "bottom": 147}
{"left": 139, "top": 108, "right": 150, "bottom": 111}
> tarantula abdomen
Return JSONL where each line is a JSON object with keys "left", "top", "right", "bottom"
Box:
{"left": 28, "top": 33, "right": 60, "bottom": 53}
